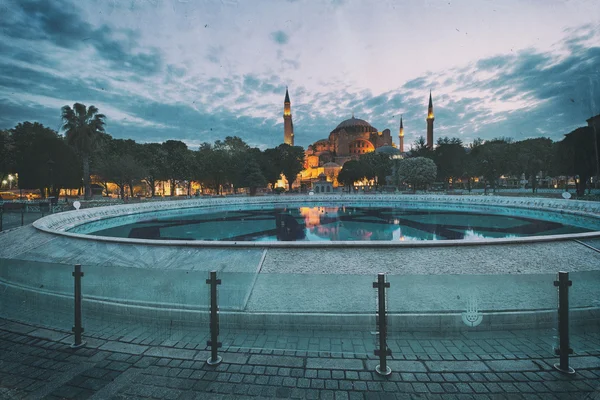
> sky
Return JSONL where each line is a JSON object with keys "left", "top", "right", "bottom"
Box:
{"left": 0, "top": 0, "right": 599, "bottom": 150}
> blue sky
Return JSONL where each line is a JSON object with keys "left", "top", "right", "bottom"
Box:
{"left": 0, "top": 0, "right": 599, "bottom": 150}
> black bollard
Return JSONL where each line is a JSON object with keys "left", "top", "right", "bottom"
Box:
{"left": 206, "top": 271, "right": 222, "bottom": 365}
{"left": 553, "top": 271, "right": 574, "bottom": 374}
{"left": 373, "top": 273, "right": 391, "bottom": 376}
{"left": 71, "top": 264, "right": 86, "bottom": 348}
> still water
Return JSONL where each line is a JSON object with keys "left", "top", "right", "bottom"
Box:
{"left": 87, "top": 205, "right": 596, "bottom": 241}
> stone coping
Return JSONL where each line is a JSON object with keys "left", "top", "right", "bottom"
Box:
{"left": 32, "top": 194, "right": 600, "bottom": 248}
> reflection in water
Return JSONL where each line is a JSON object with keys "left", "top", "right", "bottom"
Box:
{"left": 275, "top": 212, "right": 306, "bottom": 241}
{"left": 299, "top": 206, "right": 396, "bottom": 241}
{"left": 89, "top": 205, "right": 596, "bottom": 242}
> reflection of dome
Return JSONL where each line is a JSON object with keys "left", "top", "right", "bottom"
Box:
{"left": 375, "top": 145, "right": 401, "bottom": 155}
{"left": 331, "top": 117, "right": 377, "bottom": 134}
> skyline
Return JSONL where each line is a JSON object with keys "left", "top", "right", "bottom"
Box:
{"left": 0, "top": 0, "right": 599, "bottom": 150}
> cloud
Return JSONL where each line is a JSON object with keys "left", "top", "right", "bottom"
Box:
{"left": 270, "top": 30, "right": 290, "bottom": 45}
{"left": 0, "top": 0, "right": 598, "bottom": 153}
{"left": 3, "top": 0, "right": 163, "bottom": 76}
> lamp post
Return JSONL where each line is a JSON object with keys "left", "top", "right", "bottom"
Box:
{"left": 8, "top": 174, "right": 13, "bottom": 190}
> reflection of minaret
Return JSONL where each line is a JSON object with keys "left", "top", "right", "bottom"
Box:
{"left": 399, "top": 115, "right": 404, "bottom": 153}
{"left": 283, "top": 87, "right": 294, "bottom": 145}
{"left": 426, "top": 91, "right": 434, "bottom": 150}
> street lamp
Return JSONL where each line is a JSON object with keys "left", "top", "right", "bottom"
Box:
{"left": 8, "top": 174, "right": 13, "bottom": 189}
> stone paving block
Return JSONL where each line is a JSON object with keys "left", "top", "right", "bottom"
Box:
{"left": 144, "top": 347, "right": 196, "bottom": 360}
{"left": 484, "top": 359, "right": 542, "bottom": 372}
{"left": 100, "top": 342, "right": 148, "bottom": 355}
{"left": 221, "top": 352, "right": 248, "bottom": 364}
{"left": 248, "top": 354, "right": 304, "bottom": 368}
{"left": 425, "top": 360, "right": 490, "bottom": 372}
{"left": 306, "top": 358, "right": 364, "bottom": 370}
{"left": 570, "top": 356, "right": 600, "bottom": 369}
{"left": 28, "top": 328, "right": 69, "bottom": 342}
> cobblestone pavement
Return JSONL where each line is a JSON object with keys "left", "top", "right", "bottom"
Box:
{"left": 1, "top": 319, "right": 599, "bottom": 399}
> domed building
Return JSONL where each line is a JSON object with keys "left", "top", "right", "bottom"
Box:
{"left": 282, "top": 89, "right": 435, "bottom": 188}
{"left": 305, "top": 115, "right": 393, "bottom": 167}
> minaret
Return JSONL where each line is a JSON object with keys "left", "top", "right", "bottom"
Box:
{"left": 399, "top": 115, "right": 404, "bottom": 153}
{"left": 426, "top": 91, "right": 434, "bottom": 150}
{"left": 283, "top": 87, "right": 294, "bottom": 145}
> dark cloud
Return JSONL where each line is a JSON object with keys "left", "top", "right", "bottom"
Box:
{"left": 2, "top": 0, "right": 162, "bottom": 76}
{"left": 0, "top": 1, "right": 598, "bottom": 152}
{"left": 270, "top": 30, "right": 290, "bottom": 45}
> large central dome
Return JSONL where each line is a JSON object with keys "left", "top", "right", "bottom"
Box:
{"left": 331, "top": 116, "right": 377, "bottom": 133}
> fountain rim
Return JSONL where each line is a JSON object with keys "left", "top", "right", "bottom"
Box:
{"left": 32, "top": 194, "right": 600, "bottom": 248}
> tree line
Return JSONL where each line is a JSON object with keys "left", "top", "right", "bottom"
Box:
{"left": 1, "top": 102, "right": 598, "bottom": 198}
{"left": 0, "top": 103, "right": 305, "bottom": 199}
{"left": 337, "top": 129, "right": 599, "bottom": 196}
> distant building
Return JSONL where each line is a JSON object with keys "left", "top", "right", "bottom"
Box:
{"left": 426, "top": 91, "right": 435, "bottom": 149}
{"left": 283, "top": 87, "right": 294, "bottom": 146}
{"left": 311, "top": 173, "right": 334, "bottom": 194}
{"left": 587, "top": 114, "right": 600, "bottom": 131}
{"left": 282, "top": 89, "right": 436, "bottom": 187}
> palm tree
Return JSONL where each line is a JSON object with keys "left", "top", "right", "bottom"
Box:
{"left": 61, "top": 103, "right": 106, "bottom": 199}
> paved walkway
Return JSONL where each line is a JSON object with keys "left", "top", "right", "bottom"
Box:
{"left": 1, "top": 318, "right": 599, "bottom": 399}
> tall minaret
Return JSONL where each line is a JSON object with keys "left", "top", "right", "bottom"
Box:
{"left": 426, "top": 91, "right": 434, "bottom": 150}
{"left": 399, "top": 115, "right": 404, "bottom": 153}
{"left": 283, "top": 87, "right": 294, "bottom": 145}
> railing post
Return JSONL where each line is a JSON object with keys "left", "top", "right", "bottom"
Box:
{"left": 71, "top": 264, "right": 86, "bottom": 349}
{"left": 21, "top": 206, "right": 24, "bottom": 226}
{"left": 206, "top": 270, "right": 222, "bottom": 365}
{"left": 373, "top": 273, "right": 391, "bottom": 376}
{"left": 553, "top": 271, "right": 575, "bottom": 374}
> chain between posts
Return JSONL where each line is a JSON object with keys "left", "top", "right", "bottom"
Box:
{"left": 71, "top": 264, "right": 86, "bottom": 349}
{"left": 373, "top": 273, "right": 391, "bottom": 376}
{"left": 206, "top": 270, "right": 222, "bottom": 365}
{"left": 553, "top": 271, "right": 575, "bottom": 374}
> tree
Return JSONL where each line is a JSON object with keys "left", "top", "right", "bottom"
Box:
{"left": 0, "top": 130, "right": 14, "bottom": 184}
{"left": 241, "top": 160, "right": 267, "bottom": 195}
{"left": 434, "top": 137, "right": 466, "bottom": 190}
{"left": 511, "top": 138, "right": 554, "bottom": 193}
{"left": 197, "top": 144, "right": 230, "bottom": 195}
{"left": 337, "top": 160, "right": 368, "bottom": 191}
{"left": 161, "top": 140, "right": 189, "bottom": 196}
{"left": 213, "top": 136, "right": 254, "bottom": 193}
{"left": 394, "top": 157, "right": 437, "bottom": 193}
{"left": 277, "top": 144, "right": 305, "bottom": 191}
{"left": 61, "top": 103, "right": 106, "bottom": 199}
{"left": 360, "top": 152, "right": 392, "bottom": 189}
{"left": 410, "top": 136, "right": 431, "bottom": 158}
{"left": 260, "top": 148, "right": 282, "bottom": 189}
{"left": 556, "top": 126, "right": 599, "bottom": 196}
{"left": 96, "top": 139, "right": 147, "bottom": 198}
{"left": 138, "top": 143, "right": 166, "bottom": 197}
{"left": 10, "top": 122, "right": 81, "bottom": 197}
{"left": 470, "top": 138, "right": 511, "bottom": 192}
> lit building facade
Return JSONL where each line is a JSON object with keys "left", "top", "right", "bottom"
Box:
{"left": 281, "top": 89, "right": 435, "bottom": 187}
